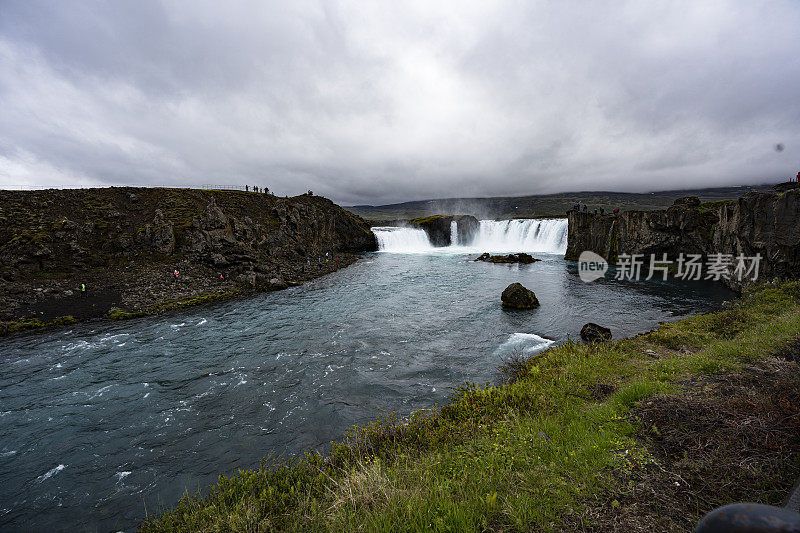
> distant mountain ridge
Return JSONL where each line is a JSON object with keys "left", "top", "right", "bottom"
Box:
{"left": 346, "top": 184, "right": 779, "bottom": 221}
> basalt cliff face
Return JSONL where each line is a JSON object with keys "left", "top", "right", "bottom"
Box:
{"left": 0, "top": 187, "right": 376, "bottom": 329}
{"left": 565, "top": 189, "right": 800, "bottom": 290}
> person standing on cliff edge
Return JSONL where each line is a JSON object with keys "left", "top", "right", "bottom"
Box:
{"left": 796, "top": 170, "right": 800, "bottom": 182}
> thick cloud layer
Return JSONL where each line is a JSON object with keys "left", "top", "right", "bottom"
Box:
{"left": 1, "top": 1, "right": 799, "bottom": 204}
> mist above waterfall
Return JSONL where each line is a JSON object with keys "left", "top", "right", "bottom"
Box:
{"left": 373, "top": 218, "right": 568, "bottom": 254}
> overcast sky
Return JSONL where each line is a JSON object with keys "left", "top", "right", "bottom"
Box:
{"left": 1, "top": 1, "right": 799, "bottom": 205}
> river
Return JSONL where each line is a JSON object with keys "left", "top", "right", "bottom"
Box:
{"left": 0, "top": 218, "right": 733, "bottom": 531}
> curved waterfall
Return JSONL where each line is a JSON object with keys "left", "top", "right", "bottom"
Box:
{"left": 373, "top": 218, "right": 568, "bottom": 254}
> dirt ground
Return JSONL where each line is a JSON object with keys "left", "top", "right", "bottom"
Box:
{"left": 570, "top": 355, "right": 800, "bottom": 532}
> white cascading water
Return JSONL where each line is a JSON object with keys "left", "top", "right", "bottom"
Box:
{"left": 373, "top": 218, "right": 568, "bottom": 254}
{"left": 470, "top": 219, "right": 568, "bottom": 254}
{"left": 372, "top": 226, "right": 433, "bottom": 253}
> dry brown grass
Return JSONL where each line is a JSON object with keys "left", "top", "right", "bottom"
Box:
{"left": 570, "top": 356, "right": 800, "bottom": 532}
{"left": 326, "top": 459, "right": 405, "bottom": 514}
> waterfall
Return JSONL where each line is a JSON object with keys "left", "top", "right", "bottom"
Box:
{"left": 604, "top": 219, "right": 616, "bottom": 259}
{"left": 470, "top": 219, "right": 568, "bottom": 254}
{"left": 373, "top": 218, "right": 568, "bottom": 254}
{"left": 372, "top": 226, "right": 433, "bottom": 253}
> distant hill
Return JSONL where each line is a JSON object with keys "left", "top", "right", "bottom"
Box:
{"left": 346, "top": 184, "right": 779, "bottom": 222}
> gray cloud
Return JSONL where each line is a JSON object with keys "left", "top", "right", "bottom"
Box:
{"left": 1, "top": 0, "right": 799, "bottom": 205}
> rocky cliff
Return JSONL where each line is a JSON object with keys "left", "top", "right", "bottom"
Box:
{"left": 565, "top": 189, "right": 800, "bottom": 290}
{"left": 0, "top": 187, "right": 376, "bottom": 329}
{"left": 409, "top": 215, "right": 479, "bottom": 246}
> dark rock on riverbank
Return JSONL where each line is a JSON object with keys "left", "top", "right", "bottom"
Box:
{"left": 0, "top": 187, "right": 377, "bottom": 333}
{"left": 409, "top": 214, "right": 479, "bottom": 246}
{"left": 475, "top": 252, "right": 540, "bottom": 264}
{"left": 580, "top": 323, "right": 612, "bottom": 343}
{"left": 501, "top": 282, "right": 540, "bottom": 309}
{"left": 565, "top": 189, "right": 800, "bottom": 290}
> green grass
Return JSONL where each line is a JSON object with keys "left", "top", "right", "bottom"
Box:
{"left": 0, "top": 315, "right": 77, "bottom": 336}
{"left": 408, "top": 215, "right": 451, "bottom": 225}
{"left": 107, "top": 307, "right": 149, "bottom": 320}
{"left": 698, "top": 199, "right": 735, "bottom": 211}
{"left": 141, "top": 280, "right": 800, "bottom": 532}
{"left": 108, "top": 291, "right": 240, "bottom": 320}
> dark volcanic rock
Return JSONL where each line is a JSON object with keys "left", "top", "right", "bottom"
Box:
{"left": 455, "top": 216, "right": 480, "bottom": 245}
{"left": 565, "top": 189, "right": 800, "bottom": 290}
{"left": 672, "top": 196, "right": 701, "bottom": 208}
{"left": 501, "top": 282, "right": 540, "bottom": 309}
{"left": 773, "top": 182, "right": 800, "bottom": 193}
{"left": 0, "top": 187, "right": 378, "bottom": 328}
{"left": 409, "top": 214, "right": 479, "bottom": 246}
{"left": 475, "top": 252, "right": 539, "bottom": 264}
{"left": 409, "top": 215, "right": 451, "bottom": 246}
{"left": 139, "top": 209, "right": 176, "bottom": 254}
{"left": 580, "top": 323, "right": 612, "bottom": 343}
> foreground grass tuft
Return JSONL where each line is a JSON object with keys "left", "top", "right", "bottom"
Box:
{"left": 142, "top": 281, "right": 800, "bottom": 532}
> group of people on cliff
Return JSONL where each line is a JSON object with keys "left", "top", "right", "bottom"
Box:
{"left": 244, "top": 185, "right": 271, "bottom": 194}
{"left": 242, "top": 186, "right": 316, "bottom": 197}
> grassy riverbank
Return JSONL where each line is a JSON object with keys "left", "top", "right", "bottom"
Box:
{"left": 142, "top": 281, "right": 800, "bottom": 532}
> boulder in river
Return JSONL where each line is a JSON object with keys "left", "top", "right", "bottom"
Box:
{"left": 580, "top": 323, "right": 612, "bottom": 343}
{"left": 475, "top": 252, "right": 539, "bottom": 264}
{"left": 501, "top": 282, "right": 540, "bottom": 309}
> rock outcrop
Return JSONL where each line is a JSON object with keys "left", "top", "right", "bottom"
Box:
{"left": 501, "top": 282, "right": 540, "bottom": 309}
{"left": 565, "top": 190, "right": 800, "bottom": 290}
{"left": 140, "top": 209, "right": 176, "bottom": 254}
{"left": 475, "top": 252, "right": 540, "bottom": 264}
{"left": 0, "top": 188, "right": 376, "bottom": 281}
{"left": 409, "top": 215, "right": 479, "bottom": 246}
{"left": 772, "top": 181, "right": 800, "bottom": 193}
{"left": 0, "top": 187, "right": 377, "bottom": 325}
{"left": 580, "top": 323, "right": 612, "bottom": 343}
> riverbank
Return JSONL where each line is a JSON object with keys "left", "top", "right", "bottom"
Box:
{"left": 0, "top": 187, "right": 376, "bottom": 336}
{"left": 0, "top": 253, "right": 361, "bottom": 336}
{"left": 142, "top": 281, "right": 800, "bottom": 532}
